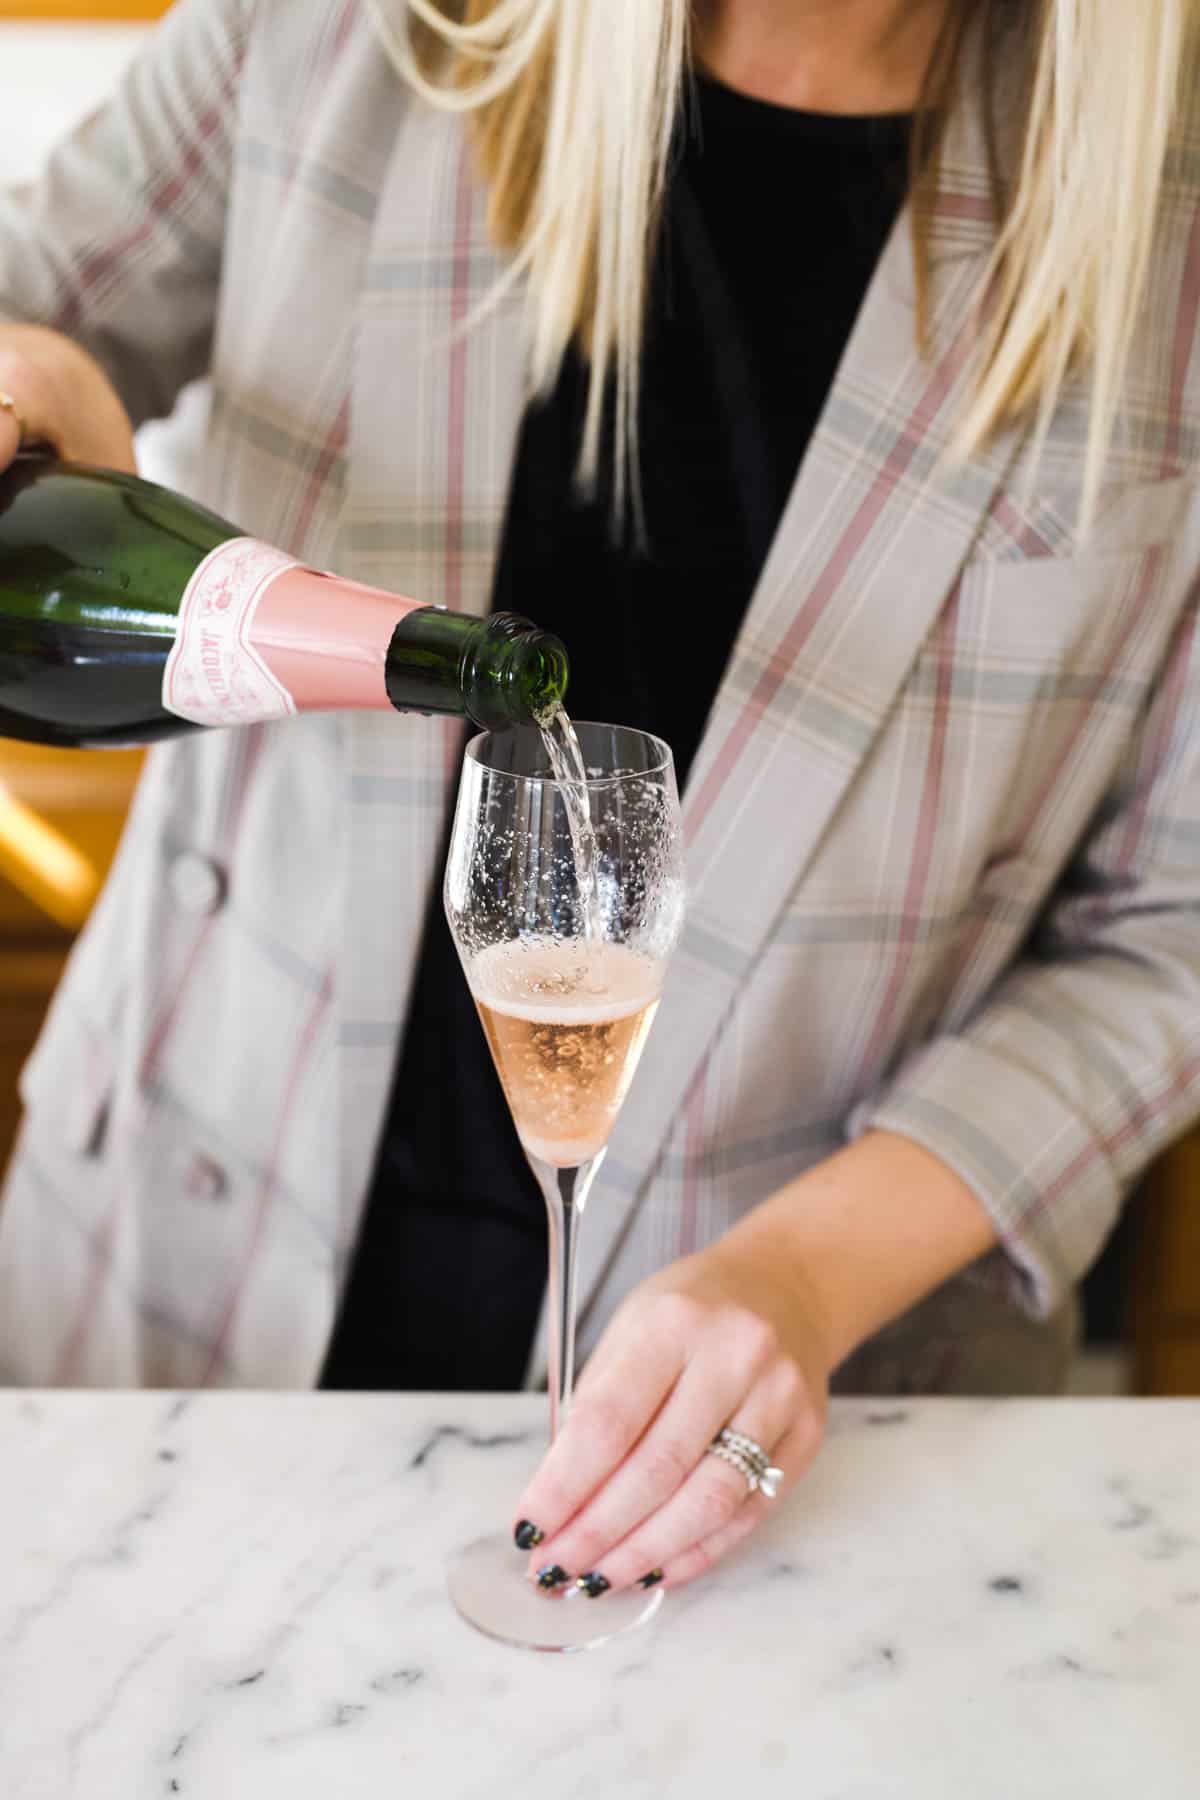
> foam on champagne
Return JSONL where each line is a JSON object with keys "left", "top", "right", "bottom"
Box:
{"left": 469, "top": 941, "right": 660, "bottom": 1022}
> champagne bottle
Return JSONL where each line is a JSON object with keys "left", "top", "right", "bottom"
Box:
{"left": 0, "top": 457, "right": 569, "bottom": 747}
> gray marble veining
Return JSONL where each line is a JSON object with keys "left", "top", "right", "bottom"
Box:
{"left": 0, "top": 1394, "right": 1197, "bottom": 1797}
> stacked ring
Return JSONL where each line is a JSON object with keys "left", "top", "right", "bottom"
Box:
{"left": 706, "top": 1426, "right": 785, "bottom": 1500}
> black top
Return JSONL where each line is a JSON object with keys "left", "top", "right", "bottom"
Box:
{"left": 319, "top": 79, "right": 912, "bottom": 1392}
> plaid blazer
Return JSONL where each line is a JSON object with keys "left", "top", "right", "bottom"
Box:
{"left": 0, "top": 0, "right": 1197, "bottom": 1390}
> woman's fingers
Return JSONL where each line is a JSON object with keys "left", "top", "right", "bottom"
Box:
{"left": 526, "top": 1326, "right": 764, "bottom": 1583}
{"left": 595, "top": 1415, "right": 821, "bottom": 1598}
{"left": 520, "top": 1301, "right": 811, "bottom": 1594}
{"left": 511, "top": 1250, "right": 832, "bottom": 1598}
{"left": 554, "top": 1377, "right": 815, "bottom": 1597}
{"left": 0, "top": 348, "right": 41, "bottom": 469}
{"left": 639, "top": 1487, "right": 765, "bottom": 1593}
{"left": 0, "top": 389, "right": 19, "bottom": 466}
{"left": 551, "top": 1428, "right": 777, "bottom": 1596}
{"left": 0, "top": 327, "right": 137, "bottom": 471}
{"left": 509, "top": 1294, "right": 694, "bottom": 1560}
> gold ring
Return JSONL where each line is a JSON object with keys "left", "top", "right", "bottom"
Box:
{"left": 0, "top": 388, "right": 28, "bottom": 446}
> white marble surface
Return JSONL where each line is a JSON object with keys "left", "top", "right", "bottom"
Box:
{"left": 0, "top": 1394, "right": 1197, "bottom": 1797}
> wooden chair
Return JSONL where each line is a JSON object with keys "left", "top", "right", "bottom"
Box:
{"left": 1132, "top": 1135, "right": 1200, "bottom": 1394}
{"left": 0, "top": 744, "right": 142, "bottom": 1181}
{"left": 0, "top": 3, "right": 168, "bottom": 19}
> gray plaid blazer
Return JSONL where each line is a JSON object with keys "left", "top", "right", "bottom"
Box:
{"left": 0, "top": 0, "right": 1196, "bottom": 1390}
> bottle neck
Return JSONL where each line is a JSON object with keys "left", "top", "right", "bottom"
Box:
{"left": 386, "top": 608, "right": 569, "bottom": 730}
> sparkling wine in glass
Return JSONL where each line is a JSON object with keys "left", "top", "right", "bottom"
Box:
{"left": 444, "top": 719, "right": 685, "bottom": 1652}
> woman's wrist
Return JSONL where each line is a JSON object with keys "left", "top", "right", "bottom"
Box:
{"left": 717, "top": 1129, "right": 999, "bottom": 1373}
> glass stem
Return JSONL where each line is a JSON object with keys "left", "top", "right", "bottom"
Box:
{"left": 537, "top": 1153, "right": 603, "bottom": 1442}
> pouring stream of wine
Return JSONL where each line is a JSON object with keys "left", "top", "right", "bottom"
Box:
{"left": 539, "top": 705, "right": 602, "bottom": 943}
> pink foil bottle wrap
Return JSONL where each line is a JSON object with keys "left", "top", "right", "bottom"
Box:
{"left": 162, "top": 537, "right": 422, "bottom": 726}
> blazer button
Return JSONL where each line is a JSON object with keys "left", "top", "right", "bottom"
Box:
{"left": 183, "top": 1153, "right": 229, "bottom": 1204}
{"left": 169, "top": 851, "right": 226, "bottom": 916}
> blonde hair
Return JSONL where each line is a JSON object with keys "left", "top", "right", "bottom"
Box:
{"left": 367, "top": 0, "right": 1198, "bottom": 524}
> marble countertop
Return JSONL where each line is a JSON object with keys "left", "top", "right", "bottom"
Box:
{"left": 1, "top": 1393, "right": 1197, "bottom": 1798}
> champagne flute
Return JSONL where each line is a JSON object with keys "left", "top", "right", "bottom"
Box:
{"left": 444, "top": 721, "right": 685, "bottom": 1652}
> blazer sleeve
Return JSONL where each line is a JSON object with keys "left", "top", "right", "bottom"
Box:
{"left": 0, "top": 0, "right": 253, "bottom": 428}
{"left": 854, "top": 573, "right": 1200, "bottom": 1318}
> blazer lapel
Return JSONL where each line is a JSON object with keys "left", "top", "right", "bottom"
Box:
{"left": 557, "top": 95, "right": 1024, "bottom": 1348}
{"left": 335, "top": 107, "right": 526, "bottom": 1259}
{"left": 331, "top": 84, "right": 1024, "bottom": 1374}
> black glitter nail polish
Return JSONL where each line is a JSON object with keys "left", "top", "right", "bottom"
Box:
{"left": 535, "top": 1564, "right": 570, "bottom": 1591}
{"left": 514, "top": 1520, "right": 544, "bottom": 1551}
{"left": 576, "top": 1572, "right": 611, "bottom": 1599}
{"left": 637, "top": 1569, "right": 664, "bottom": 1589}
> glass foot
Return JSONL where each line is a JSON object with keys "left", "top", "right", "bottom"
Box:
{"left": 448, "top": 1532, "right": 664, "bottom": 1653}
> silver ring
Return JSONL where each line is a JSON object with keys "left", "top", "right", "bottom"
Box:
{"left": 706, "top": 1427, "right": 785, "bottom": 1500}
{"left": 0, "top": 389, "right": 28, "bottom": 446}
{"left": 707, "top": 1440, "right": 761, "bottom": 1492}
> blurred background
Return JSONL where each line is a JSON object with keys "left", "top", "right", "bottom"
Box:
{"left": 0, "top": 0, "right": 1196, "bottom": 1395}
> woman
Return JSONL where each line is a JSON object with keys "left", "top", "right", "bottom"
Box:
{"left": 0, "top": 0, "right": 1196, "bottom": 1600}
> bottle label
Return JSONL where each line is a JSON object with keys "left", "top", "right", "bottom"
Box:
{"left": 162, "top": 537, "right": 301, "bottom": 727}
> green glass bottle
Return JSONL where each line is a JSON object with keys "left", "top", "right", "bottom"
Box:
{"left": 0, "top": 457, "right": 569, "bottom": 747}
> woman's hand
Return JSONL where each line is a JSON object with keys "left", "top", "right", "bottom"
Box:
{"left": 0, "top": 325, "right": 136, "bottom": 474}
{"left": 510, "top": 1235, "right": 832, "bottom": 1597}
{"left": 510, "top": 1132, "right": 1000, "bottom": 1598}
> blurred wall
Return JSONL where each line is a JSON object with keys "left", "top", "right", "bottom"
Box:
{"left": 0, "top": 11, "right": 207, "bottom": 485}
{"left": 0, "top": 19, "right": 147, "bottom": 184}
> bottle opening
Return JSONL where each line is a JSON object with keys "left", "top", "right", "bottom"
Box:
{"left": 466, "top": 614, "right": 569, "bottom": 730}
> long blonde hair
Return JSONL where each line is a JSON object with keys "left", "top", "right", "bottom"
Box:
{"left": 367, "top": 0, "right": 1198, "bottom": 524}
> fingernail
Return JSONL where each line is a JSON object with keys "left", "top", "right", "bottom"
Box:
{"left": 514, "top": 1520, "right": 544, "bottom": 1551}
{"left": 576, "top": 1572, "right": 611, "bottom": 1599}
{"left": 637, "top": 1569, "right": 664, "bottom": 1589}
{"left": 535, "top": 1564, "right": 570, "bottom": 1592}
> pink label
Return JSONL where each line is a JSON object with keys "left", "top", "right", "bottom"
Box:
{"left": 162, "top": 537, "right": 301, "bottom": 727}
{"left": 247, "top": 566, "right": 421, "bottom": 712}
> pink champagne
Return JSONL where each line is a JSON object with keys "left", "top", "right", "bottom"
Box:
{"left": 469, "top": 939, "right": 663, "bottom": 1167}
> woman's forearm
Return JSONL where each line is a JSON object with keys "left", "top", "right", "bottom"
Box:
{"left": 717, "top": 1129, "right": 999, "bottom": 1375}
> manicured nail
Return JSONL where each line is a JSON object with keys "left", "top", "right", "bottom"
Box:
{"left": 535, "top": 1564, "right": 570, "bottom": 1591}
{"left": 637, "top": 1569, "right": 664, "bottom": 1589}
{"left": 576, "top": 1572, "right": 611, "bottom": 1599}
{"left": 514, "top": 1520, "right": 544, "bottom": 1551}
